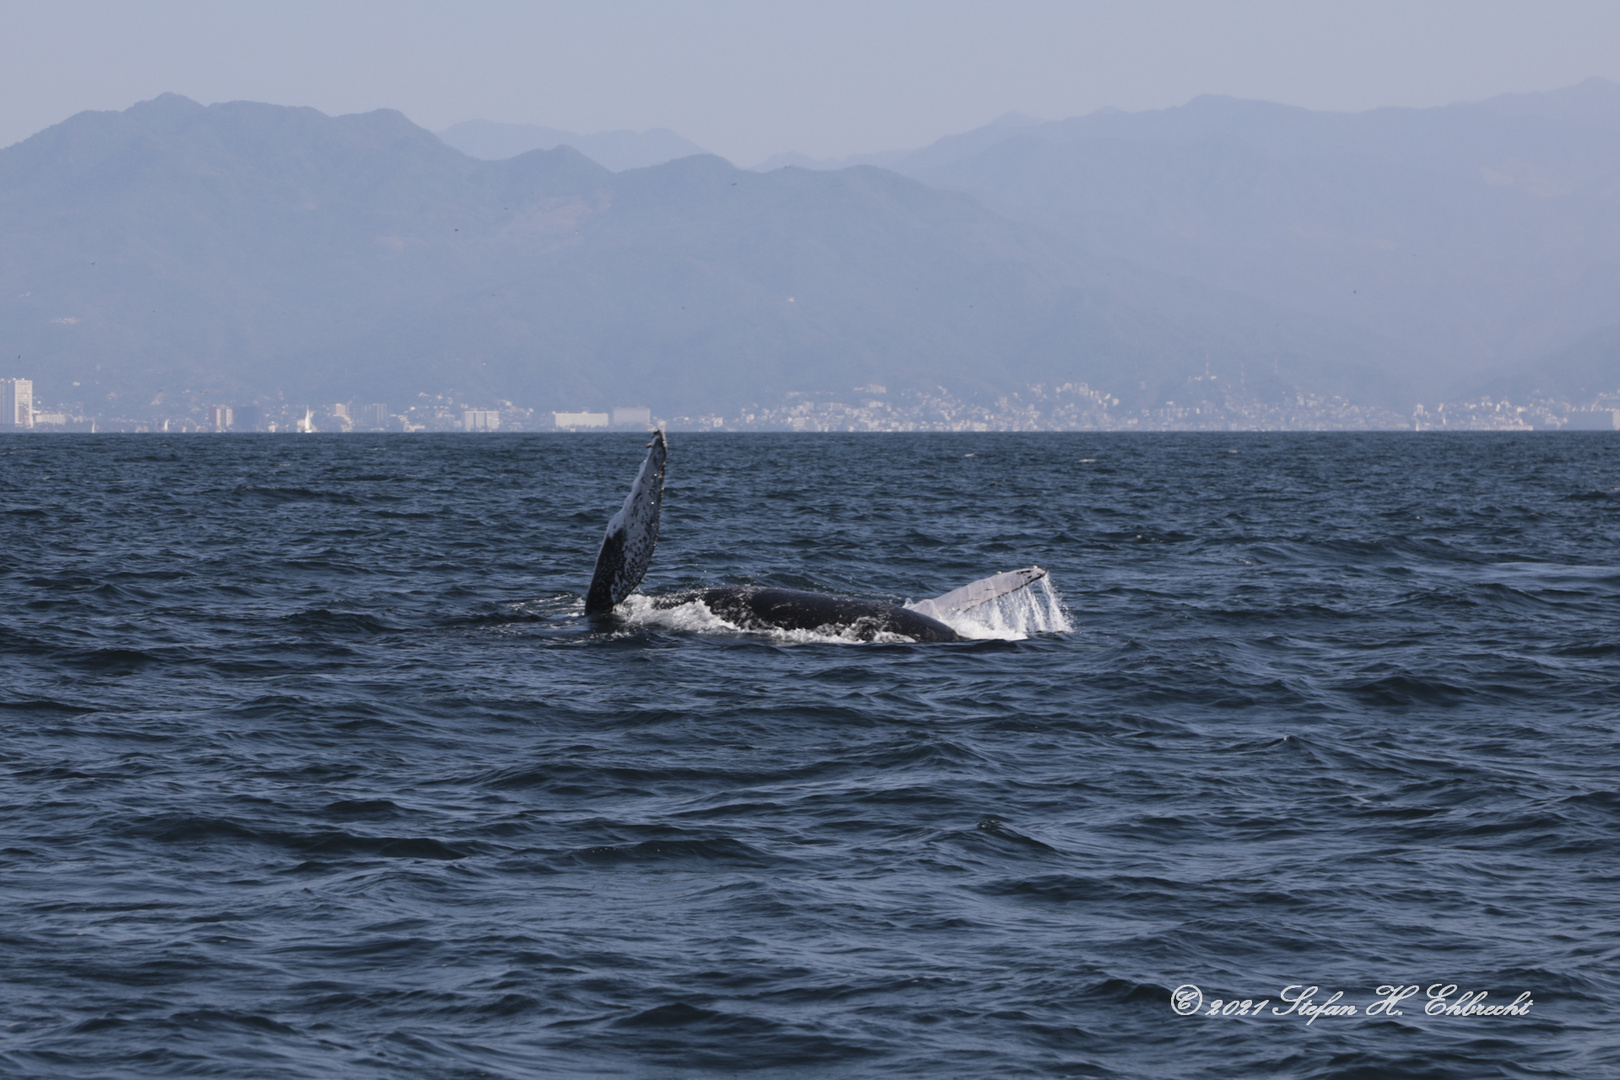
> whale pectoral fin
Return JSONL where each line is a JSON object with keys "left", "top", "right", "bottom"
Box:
{"left": 906, "top": 566, "right": 1047, "bottom": 621}
{"left": 585, "top": 430, "right": 668, "bottom": 614}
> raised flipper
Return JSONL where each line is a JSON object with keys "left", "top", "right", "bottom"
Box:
{"left": 905, "top": 566, "right": 1047, "bottom": 622}
{"left": 585, "top": 430, "right": 668, "bottom": 614}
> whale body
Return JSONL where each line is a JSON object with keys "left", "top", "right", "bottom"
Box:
{"left": 654, "top": 586, "right": 962, "bottom": 642}
{"left": 585, "top": 431, "right": 1048, "bottom": 642}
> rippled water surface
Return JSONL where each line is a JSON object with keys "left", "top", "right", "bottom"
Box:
{"left": 3, "top": 432, "right": 1618, "bottom": 1078}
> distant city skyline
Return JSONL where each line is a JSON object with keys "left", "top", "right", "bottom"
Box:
{"left": 2, "top": 1, "right": 1618, "bottom": 165}
{"left": 6, "top": 372, "right": 1617, "bottom": 434}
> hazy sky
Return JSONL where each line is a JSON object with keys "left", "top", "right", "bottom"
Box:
{"left": 2, "top": 0, "right": 1617, "bottom": 164}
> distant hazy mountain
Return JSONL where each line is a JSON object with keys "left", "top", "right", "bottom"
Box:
{"left": 0, "top": 94, "right": 1394, "bottom": 419}
{"left": 438, "top": 119, "right": 708, "bottom": 171}
{"left": 868, "top": 80, "right": 1620, "bottom": 397}
{"left": 1491, "top": 319, "right": 1620, "bottom": 401}
{"left": 751, "top": 148, "right": 912, "bottom": 173}
{"left": 752, "top": 113, "right": 1043, "bottom": 173}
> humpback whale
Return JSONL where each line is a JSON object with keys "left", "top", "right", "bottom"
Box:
{"left": 584, "top": 430, "right": 1050, "bottom": 642}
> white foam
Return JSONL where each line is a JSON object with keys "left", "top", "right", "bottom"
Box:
{"left": 618, "top": 593, "right": 738, "bottom": 635}
{"left": 617, "top": 593, "right": 919, "bottom": 644}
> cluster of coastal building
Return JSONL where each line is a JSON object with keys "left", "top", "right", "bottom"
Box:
{"left": 0, "top": 383, "right": 639, "bottom": 434}
{"left": 4, "top": 376, "right": 1618, "bottom": 433}
{"left": 726, "top": 383, "right": 1620, "bottom": 432}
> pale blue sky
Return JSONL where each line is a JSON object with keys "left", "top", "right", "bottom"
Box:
{"left": 2, "top": 0, "right": 1617, "bottom": 164}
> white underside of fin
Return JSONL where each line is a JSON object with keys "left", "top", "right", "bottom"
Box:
{"left": 906, "top": 566, "right": 1048, "bottom": 622}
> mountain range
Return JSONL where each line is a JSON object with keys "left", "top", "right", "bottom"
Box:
{"left": 437, "top": 120, "right": 709, "bottom": 171}
{"left": 784, "top": 80, "right": 1620, "bottom": 400}
{"left": 0, "top": 94, "right": 1391, "bottom": 419}
{"left": 1, "top": 85, "right": 1617, "bottom": 422}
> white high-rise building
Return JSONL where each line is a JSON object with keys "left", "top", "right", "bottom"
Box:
{"left": 1, "top": 378, "right": 33, "bottom": 429}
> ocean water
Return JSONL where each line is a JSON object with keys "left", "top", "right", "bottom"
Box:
{"left": 2, "top": 431, "right": 1617, "bottom": 1079}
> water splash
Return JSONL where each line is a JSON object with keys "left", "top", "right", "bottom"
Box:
{"left": 619, "top": 593, "right": 743, "bottom": 636}
{"left": 617, "top": 593, "right": 925, "bottom": 643}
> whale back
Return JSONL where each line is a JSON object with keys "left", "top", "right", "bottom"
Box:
{"left": 684, "top": 586, "right": 962, "bottom": 642}
{"left": 585, "top": 430, "right": 667, "bottom": 614}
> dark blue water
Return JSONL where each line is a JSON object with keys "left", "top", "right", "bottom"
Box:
{"left": 3, "top": 432, "right": 1618, "bottom": 1079}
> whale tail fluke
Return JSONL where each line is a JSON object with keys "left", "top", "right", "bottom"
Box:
{"left": 585, "top": 430, "right": 668, "bottom": 614}
{"left": 906, "top": 567, "right": 1048, "bottom": 622}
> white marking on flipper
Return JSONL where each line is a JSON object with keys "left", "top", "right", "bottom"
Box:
{"left": 906, "top": 567, "right": 1048, "bottom": 622}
